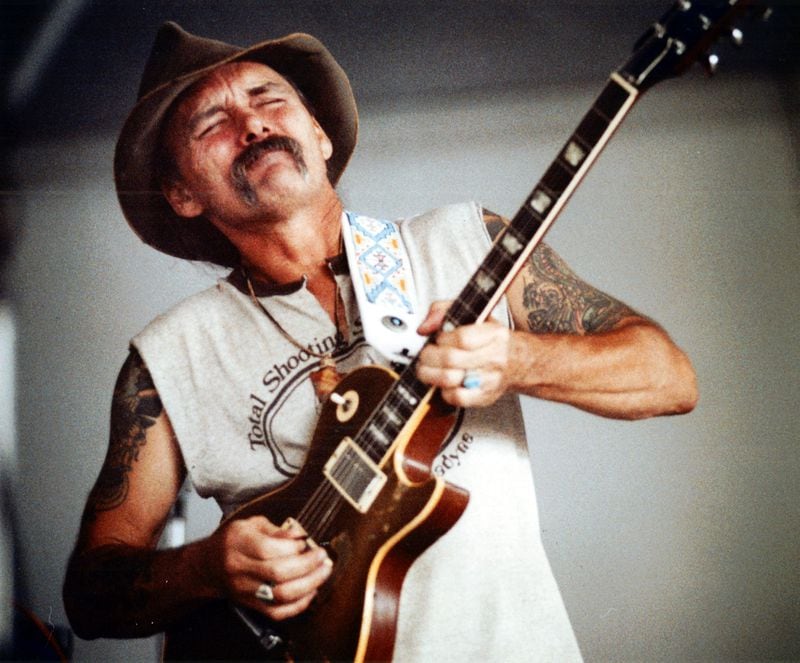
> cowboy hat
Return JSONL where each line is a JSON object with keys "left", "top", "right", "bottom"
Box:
{"left": 114, "top": 22, "right": 358, "bottom": 266}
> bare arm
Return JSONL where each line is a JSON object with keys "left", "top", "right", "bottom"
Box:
{"left": 63, "top": 349, "right": 331, "bottom": 639}
{"left": 416, "top": 212, "right": 698, "bottom": 419}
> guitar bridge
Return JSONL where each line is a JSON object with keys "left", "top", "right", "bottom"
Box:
{"left": 323, "top": 437, "right": 387, "bottom": 513}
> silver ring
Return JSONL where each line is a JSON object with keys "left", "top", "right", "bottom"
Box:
{"left": 255, "top": 582, "right": 275, "bottom": 604}
{"left": 462, "top": 369, "right": 482, "bottom": 390}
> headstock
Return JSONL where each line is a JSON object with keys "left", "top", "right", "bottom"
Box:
{"left": 620, "top": 0, "right": 770, "bottom": 91}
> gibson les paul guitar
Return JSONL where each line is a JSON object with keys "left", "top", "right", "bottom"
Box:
{"left": 164, "top": 1, "right": 761, "bottom": 660}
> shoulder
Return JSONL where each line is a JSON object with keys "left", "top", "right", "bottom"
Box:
{"left": 395, "top": 202, "right": 490, "bottom": 255}
{"left": 134, "top": 278, "right": 245, "bottom": 342}
{"left": 397, "top": 201, "right": 484, "bottom": 232}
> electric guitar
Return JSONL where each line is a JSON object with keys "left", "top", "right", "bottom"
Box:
{"left": 164, "top": 1, "right": 762, "bottom": 660}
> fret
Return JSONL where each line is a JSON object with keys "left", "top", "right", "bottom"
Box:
{"left": 381, "top": 403, "right": 403, "bottom": 428}
{"left": 366, "top": 421, "right": 390, "bottom": 447}
{"left": 347, "top": 76, "right": 639, "bottom": 469}
{"left": 400, "top": 370, "right": 430, "bottom": 402}
{"left": 510, "top": 209, "right": 544, "bottom": 241}
{"left": 482, "top": 245, "right": 516, "bottom": 280}
{"left": 446, "top": 293, "right": 482, "bottom": 328}
{"left": 594, "top": 79, "right": 632, "bottom": 119}
{"left": 394, "top": 381, "right": 420, "bottom": 408}
{"left": 459, "top": 291, "right": 490, "bottom": 323}
{"left": 540, "top": 161, "right": 573, "bottom": 198}
{"left": 574, "top": 109, "right": 610, "bottom": 148}
{"left": 498, "top": 227, "right": 525, "bottom": 258}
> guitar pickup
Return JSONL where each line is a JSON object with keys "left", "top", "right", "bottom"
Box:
{"left": 323, "top": 437, "right": 387, "bottom": 513}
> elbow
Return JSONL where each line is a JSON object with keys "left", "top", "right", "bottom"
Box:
{"left": 652, "top": 347, "right": 699, "bottom": 417}
{"left": 62, "top": 553, "right": 112, "bottom": 641}
{"left": 62, "top": 580, "right": 100, "bottom": 641}
{"left": 672, "top": 367, "right": 699, "bottom": 415}
{"left": 629, "top": 325, "right": 699, "bottom": 419}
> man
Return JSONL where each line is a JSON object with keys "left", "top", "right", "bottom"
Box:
{"left": 63, "top": 22, "right": 697, "bottom": 661}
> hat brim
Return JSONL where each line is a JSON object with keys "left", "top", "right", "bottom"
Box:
{"left": 114, "top": 32, "right": 358, "bottom": 266}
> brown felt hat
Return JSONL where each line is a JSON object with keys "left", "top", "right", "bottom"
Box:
{"left": 114, "top": 22, "right": 358, "bottom": 266}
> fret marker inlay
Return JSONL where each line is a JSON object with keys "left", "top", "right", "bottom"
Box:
{"left": 564, "top": 141, "right": 587, "bottom": 167}
{"left": 501, "top": 232, "right": 524, "bottom": 256}
{"left": 475, "top": 270, "right": 496, "bottom": 292}
{"left": 530, "top": 190, "right": 552, "bottom": 215}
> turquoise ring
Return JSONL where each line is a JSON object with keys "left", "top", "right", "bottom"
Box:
{"left": 462, "top": 369, "right": 482, "bottom": 390}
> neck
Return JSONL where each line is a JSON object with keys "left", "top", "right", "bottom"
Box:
{"left": 237, "top": 194, "right": 344, "bottom": 285}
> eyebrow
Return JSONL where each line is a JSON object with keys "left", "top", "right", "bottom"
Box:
{"left": 247, "top": 81, "right": 284, "bottom": 96}
{"left": 187, "top": 81, "right": 286, "bottom": 134}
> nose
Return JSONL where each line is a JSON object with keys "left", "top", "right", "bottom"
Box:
{"left": 239, "top": 109, "right": 268, "bottom": 145}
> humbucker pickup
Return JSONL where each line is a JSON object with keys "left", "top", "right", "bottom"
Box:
{"left": 323, "top": 438, "right": 388, "bottom": 513}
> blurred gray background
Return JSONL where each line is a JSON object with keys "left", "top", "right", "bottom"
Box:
{"left": 1, "top": 1, "right": 798, "bottom": 661}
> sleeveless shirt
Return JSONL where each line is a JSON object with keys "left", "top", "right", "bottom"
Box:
{"left": 133, "top": 202, "right": 582, "bottom": 661}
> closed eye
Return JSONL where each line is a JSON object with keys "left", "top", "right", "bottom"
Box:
{"left": 252, "top": 94, "right": 284, "bottom": 108}
{"left": 196, "top": 116, "right": 227, "bottom": 139}
{"left": 189, "top": 103, "right": 228, "bottom": 139}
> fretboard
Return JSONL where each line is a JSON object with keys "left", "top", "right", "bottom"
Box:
{"left": 443, "top": 72, "right": 640, "bottom": 331}
{"left": 353, "top": 73, "right": 642, "bottom": 466}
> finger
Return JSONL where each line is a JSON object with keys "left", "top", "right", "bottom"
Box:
{"left": 440, "top": 380, "right": 502, "bottom": 408}
{"left": 253, "top": 588, "right": 319, "bottom": 621}
{"left": 418, "top": 339, "right": 498, "bottom": 371}
{"left": 416, "top": 363, "right": 468, "bottom": 390}
{"left": 224, "top": 519, "right": 309, "bottom": 565}
{"left": 247, "top": 515, "right": 308, "bottom": 541}
{"left": 267, "top": 551, "right": 333, "bottom": 602}
{"left": 268, "top": 546, "right": 332, "bottom": 585}
{"left": 233, "top": 547, "right": 329, "bottom": 596}
{"left": 436, "top": 320, "right": 508, "bottom": 350}
{"left": 246, "top": 551, "right": 334, "bottom": 621}
{"left": 417, "top": 300, "right": 452, "bottom": 336}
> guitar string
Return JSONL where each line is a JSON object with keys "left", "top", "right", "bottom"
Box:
{"left": 294, "top": 189, "right": 556, "bottom": 535}
{"left": 304, "top": 61, "right": 626, "bottom": 542}
{"left": 298, "top": 367, "right": 425, "bottom": 540}
{"left": 259, "top": 87, "right": 611, "bottom": 541}
{"left": 298, "top": 212, "right": 549, "bottom": 538}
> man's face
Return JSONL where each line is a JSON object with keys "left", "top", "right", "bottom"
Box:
{"left": 162, "top": 60, "right": 334, "bottom": 228}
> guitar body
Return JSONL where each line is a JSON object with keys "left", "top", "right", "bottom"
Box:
{"left": 164, "top": 366, "right": 469, "bottom": 662}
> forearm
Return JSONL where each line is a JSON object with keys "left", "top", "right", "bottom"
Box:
{"left": 510, "top": 318, "right": 698, "bottom": 419}
{"left": 63, "top": 538, "right": 218, "bottom": 640}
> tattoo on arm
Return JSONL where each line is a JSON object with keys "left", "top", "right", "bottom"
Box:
{"left": 522, "top": 243, "right": 635, "bottom": 334}
{"left": 84, "top": 349, "right": 163, "bottom": 521}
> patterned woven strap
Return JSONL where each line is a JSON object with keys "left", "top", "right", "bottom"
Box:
{"left": 341, "top": 211, "right": 426, "bottom": 363}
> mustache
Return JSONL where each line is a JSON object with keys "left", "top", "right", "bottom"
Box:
{"left": 230, "top": 135, "right": 308, "bottom": 205}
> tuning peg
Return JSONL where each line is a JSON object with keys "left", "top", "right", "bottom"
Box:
{"left": 757, "top": 6, "right": 773, "bottom": 22}
{"left": 701, "top": 53, "right": 720, "bottom": 75}
{"left": 749, "top": 4, "right": 773, "bottom": 22}
{"left": 730, "top": 27, "right": 744, "bottom": 47}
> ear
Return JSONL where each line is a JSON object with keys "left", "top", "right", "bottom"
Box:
{"left": 312, "top": 119, "right": 333, "bottom": 161}
{"left": 162, "top": 180, "right": 204, "bottom": 218}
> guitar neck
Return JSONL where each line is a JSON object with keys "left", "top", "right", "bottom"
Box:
{"left": 443, "top": 72, "right": 640, "bottom": 331}
{"left": 353, "top": 73, "right": 643, "bottom": 468}
{"left": 326, "top": 0, "right": 760, "bottom": 491}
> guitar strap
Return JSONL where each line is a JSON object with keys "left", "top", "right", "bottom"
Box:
{"left": 341, "top": 211, "right": 427, "bottom": 364}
